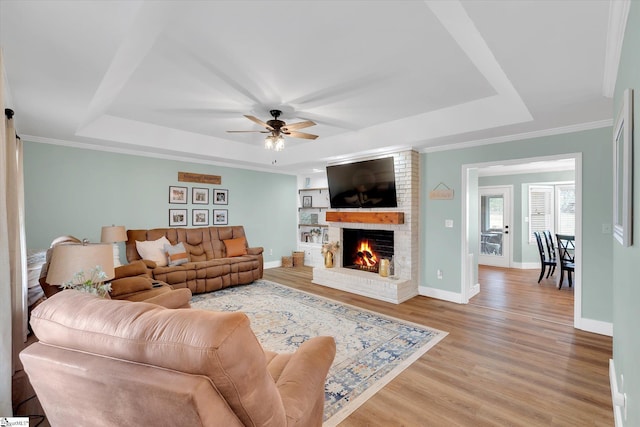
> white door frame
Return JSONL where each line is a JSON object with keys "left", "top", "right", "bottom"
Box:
{"left": 478, "top": 185, "right": 513, "bottom": 268}
{"left": 461, "top": 153, "right": 582, "bottom": 329}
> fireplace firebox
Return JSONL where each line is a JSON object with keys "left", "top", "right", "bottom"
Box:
{"left": 342, "top": 228, "right": 394, "bottom": 273}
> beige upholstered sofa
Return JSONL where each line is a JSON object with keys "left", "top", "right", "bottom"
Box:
{"left": 21, "top": 291, "right": 336, "bottom": 427}
{"left": 126, "top": 226, "right": 263, "bottom": 294}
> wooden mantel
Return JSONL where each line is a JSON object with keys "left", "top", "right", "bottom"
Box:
{"left": 325, "top": 211, "right": 404, "bottom": 225}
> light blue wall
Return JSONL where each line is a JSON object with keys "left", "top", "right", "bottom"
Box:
{"left": 23, "top": 142, "right": 297, "bottom": 264}
{"left": 421, "top": 126, "right": 612, "bottom": 324}
{"left": 612, "top": 2, "right": 640, "bottom": 425}
{"left": 479, "top": 170, "right": 575, "bottom": 264}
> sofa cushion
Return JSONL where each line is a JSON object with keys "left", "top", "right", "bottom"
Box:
{"left": 224, "top": 237, "right": 248, "bottom": 257}
{"left": 109, "top": 276, "right": 153, "bottom": 297}
{"left": 136, "top": 236, "right": 170, "bottom": 267}
{"left": 164, "top": 242, "right": 189, "bottom": 266}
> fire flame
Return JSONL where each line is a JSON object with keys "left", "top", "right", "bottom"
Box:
{"left": 354, "top": 240, "right": 378, "bottom": 267}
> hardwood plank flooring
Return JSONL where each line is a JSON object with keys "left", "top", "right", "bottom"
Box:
{"left": 264, "top": 266, "right": 612, "bottom": 427}
{"left": 472, "top": 265, "right": 574, "bottom": 326}
{"left": 13, "top": 266, "right": 610, "bottom": 426}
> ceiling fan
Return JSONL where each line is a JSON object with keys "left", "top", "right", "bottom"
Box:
{"left": 227, "top": 109, "right": 318, "bottom": 151}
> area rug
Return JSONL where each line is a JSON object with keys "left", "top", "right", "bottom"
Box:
{"left": 191, "top": 279, "right": 447, "bottom": 425}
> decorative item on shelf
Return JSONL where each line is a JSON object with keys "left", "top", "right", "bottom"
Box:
{"left": 100, "top": 225, "right": 127, "bottom": 267}
{"left": 379, "top": 259, "right": 390, "bottom": 277}
{"left": 46, "top": 240, "right": 115, "bottom": 298}
{"left": 310, "top": 228, "right": 322, "bottom": 243}
{"left": 321, "top": 241, "right": 340, "bottom": 269}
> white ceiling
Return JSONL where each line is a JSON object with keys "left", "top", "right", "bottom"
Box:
{"left": 0, "top": 0, "right": 616, "bottom": 175}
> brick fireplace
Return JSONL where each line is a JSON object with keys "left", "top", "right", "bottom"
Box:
{"left": 312, "top": 151, "right": 419, "bottom": 304}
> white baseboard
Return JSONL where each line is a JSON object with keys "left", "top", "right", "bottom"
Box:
{"left": 418, "top": 286, "right": 464, "bottom": 303}
{"left": 510, "top": 262, "right": 540, "bottom": 269}
{"left": 264, "top": 260, "right": 281, "bottom": 269}
{"left": 576, "top": 317, "right": 613, "bottom": 336}
{"left": 609, "top": 359, "right": 626, "bottom": 426}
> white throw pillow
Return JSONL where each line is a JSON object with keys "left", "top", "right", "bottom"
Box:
{"left": 135, "top": 236, "right": 170, "bottom": 267}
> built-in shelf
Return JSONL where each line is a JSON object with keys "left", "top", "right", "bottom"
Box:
{"left": 298, "top": 207, "right": 328, "bottom": 211}
{"left": 325, "top": 211, "right": 404, "bottom": 224}
{"left": 298, "top": 224, "right": 328, "bottom": 228}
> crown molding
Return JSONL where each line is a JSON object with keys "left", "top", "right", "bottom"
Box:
{"left": 421, "top": 119, "right": 613, "bottom": 154}
{"left": 602, "top": 0, "right": 631, "bottom": 98}
{"left": 21, "top": 134, "right": 297, "bottom": 176}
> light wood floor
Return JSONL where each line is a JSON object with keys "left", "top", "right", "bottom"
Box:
{"left": 264, "top": 266, "right": 611, "bottom": 427}
{"left": 13, "top": 266, "right": 610, "bottom": 426}
{"left": 471, "top": 265, "right": 574, "bottom": 326}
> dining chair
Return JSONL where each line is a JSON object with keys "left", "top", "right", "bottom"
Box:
{"left": 556, "top": 234, "right": 575, "bottom": 289}
{"left": 534, "top": 231, "right": 556, "bottom": 283}
{"left": 543, "top": 230, "right": 557, "bottom": 265}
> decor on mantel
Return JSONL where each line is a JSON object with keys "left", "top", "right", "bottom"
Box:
{"left": 321, "top": 241, "right": 340, "bottom": 268}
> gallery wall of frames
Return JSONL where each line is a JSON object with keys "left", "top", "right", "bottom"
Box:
{"left": 168, "top": 186, "right": 229, "bottom": 227}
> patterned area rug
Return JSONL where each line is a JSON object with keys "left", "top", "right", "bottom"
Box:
{"left": 191, "top": 279, "right": 447, "bottom": 426}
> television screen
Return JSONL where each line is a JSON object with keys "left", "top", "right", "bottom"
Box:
{"left": 326, "top": 157, "right": 398, "bottom": 208}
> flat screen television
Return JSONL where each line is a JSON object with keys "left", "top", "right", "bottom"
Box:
{"left": 326, "top": 157, "right": 398, "bottom": 208}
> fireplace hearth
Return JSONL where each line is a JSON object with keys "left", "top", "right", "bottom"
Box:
{"left": 342, "top": 228, "right": 394, "bottom": 273}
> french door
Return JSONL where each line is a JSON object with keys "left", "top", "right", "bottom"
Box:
{"left": 478, "top": 186, "right": 512, "bottom": 267}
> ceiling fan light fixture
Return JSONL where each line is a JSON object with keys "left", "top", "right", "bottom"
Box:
{"left": 274, "top": 135, "right": 285, "bottom": 151}
{"left": 264, "top": 135, "right": 275, "bottom": 150}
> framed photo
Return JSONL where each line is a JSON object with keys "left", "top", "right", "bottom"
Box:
{"left": 192, "top": 187, "right": 209, "bottom": 204}
{"left": 169, "top": 186, "right": 188, "bottom": 204}
{"left": 213, "top": 209, "right": 228, "bottom": 225}
{"left": 169, "top": 209, "right": 187, "bottom": 226}
{"left": 302, "top": 195, "right": 312, "bottom": 208}
{"left": 613, "top": 88, "right": 634, "bottom": 247}
{"left": 322, "top": 228, "right": 329, "bottom": 243}
{"left": 213, "top": 189, "right": 229, "bottom": 205}
{"left": 192, "top": 209, "right": 209, "bottom": 226}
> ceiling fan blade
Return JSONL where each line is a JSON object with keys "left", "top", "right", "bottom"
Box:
{"left": 226, "top": 130, "right": 270, "bottom": 133}
{"left": 286, "top": 131, "right": 318, "bottom": 140}
{"left": 244, "top": 115, "right": 273, "bottom": 130}
{"left": 281, "top": 120, "right": 316, "bottom": 131}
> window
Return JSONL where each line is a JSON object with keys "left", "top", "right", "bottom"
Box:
{"left": 528, "top": 184, "right": 575, "bottom": 243}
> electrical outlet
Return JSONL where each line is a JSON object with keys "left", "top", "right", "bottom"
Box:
{"left": 269, "top": 248, "right": 273, "bottom": 255}
{"left": 437, "top": 269, "right": 443, "bottom": 279}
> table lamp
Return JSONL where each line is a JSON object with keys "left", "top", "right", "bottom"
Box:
{"left": 101, "top": 225, "right": 127, "bottom": 267}
{"left": 46, "top": 242, "right": 115, "bottom": 296}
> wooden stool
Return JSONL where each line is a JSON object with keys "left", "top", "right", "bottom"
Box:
{"left": 281, "top": 256, "right": 293, "bottom": 268}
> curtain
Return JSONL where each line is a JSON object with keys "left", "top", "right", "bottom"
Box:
{"left": 0, "top": 50, "right": 28, "bottom": 415}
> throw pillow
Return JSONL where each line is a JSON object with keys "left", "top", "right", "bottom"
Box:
{"left": 135, "top": 236, "right": 170, "bottom": 267}
{"left": 223, "top": 237, "right": 248, "bottom": 257}
{"left": 164, "top": 242, "right": 189, "bottom": 266}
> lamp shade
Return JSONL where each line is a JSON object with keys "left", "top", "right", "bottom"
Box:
{"left": 46, "top": 243, "right": 115, "bottom": 285}
{"left": 101, "top": 225, "right": 127, "bottom": 243}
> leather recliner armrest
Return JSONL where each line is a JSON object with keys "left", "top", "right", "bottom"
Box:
{"left": 275, "top": 336, "right": 336, "bottom": 426}
{"left": 247, "top": 247, "right": 264, "bottom": 255}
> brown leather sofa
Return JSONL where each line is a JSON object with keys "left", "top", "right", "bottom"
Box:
{"left": 126, "top": 226, "right": 263, "bottom": 294}
{"left": 38, "top": 237, "right": 191, "bottom": 308}
{"left": 21, "top": 291, "right": 336, "bottom": 426}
